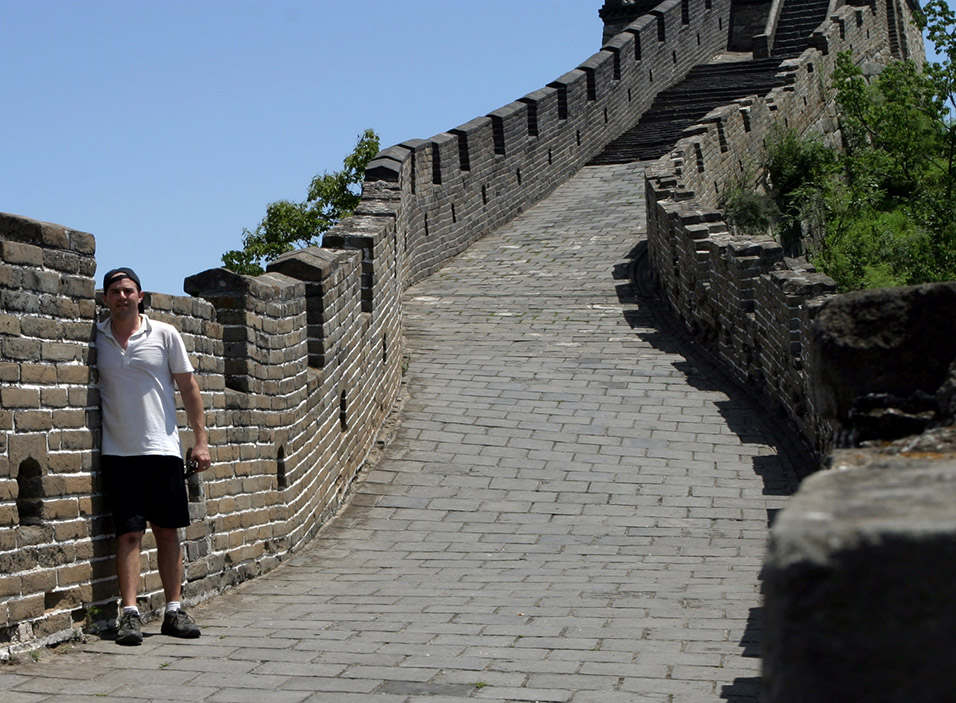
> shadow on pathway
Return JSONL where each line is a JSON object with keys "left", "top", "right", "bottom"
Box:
{"left": 2, "top": 163, "right": 801, "bottom": 703}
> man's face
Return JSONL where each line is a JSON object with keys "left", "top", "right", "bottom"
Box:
{"left": 105, "top": 278, "right": 143, "bottom": 319}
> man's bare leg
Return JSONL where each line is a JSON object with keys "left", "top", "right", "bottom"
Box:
{"left": 115, "top": 530, "right": 145, "bottom": 645}
{"left": 116, "top": 530, "right": 145, "bottom": 608}
{"left": 153, "top": 524, "right": 200, "bottom": 638}
{"left": 152, "top": 525, "right": 183, "bottom": 604}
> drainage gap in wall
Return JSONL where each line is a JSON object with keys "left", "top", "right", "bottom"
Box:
{"left": 630, "top": 30, "right": 642, "bottom": 60}
{"left": 410, "top": 152, "right": 417, "bottom": 194}
{"left": 585, "top": 68, "right": 596, "bottom": 101}
{"left": 424, "top": 213, "right": 430, "bottom": 237}
{"left": 453, "top": 130, "right": 471, "bottom": 171}
{"left": 549, "top": 81, "right": 568, "bottom": 120}
{"left": 339, "top": 390, "right": 348, "bottom": 431}
{"left": 681, "top": 0, "right": 689, "bottom": 24}
{"left": 491, "top": 114, "right": 506, "bottom": 156}
{"left": 451, "top": 203, "right": 457, "bottom": 223}
{"left": 516, "top": 168, "right": 522, "bottom": 186}
{"left": 603, "top": 107, "right": 609, "bottom": 124}
{"left": 481, "top": 185, "right": 488, "bottom": 205}
{"left": 649, "top": 69, "right": 654, "bottom": 83}
{"left": 383, "top": 334, "right": 388, "bottom": 364}
{"left": 576, "top": 130, "right": 581, "bottom": 147}
{"left": 277, "top": 446, "right": 287, "bottom": 489}
{"left": 519, "top": 98, "right": 539, "bottom": 137}
{"left": 548, "top": 149, "right": 553, "bottom": 165}
{"left": 432, "top": 146, "right": 442, "bottom": 185}
{"left": 16, "top": 458, "right": 44, "bottom": 526}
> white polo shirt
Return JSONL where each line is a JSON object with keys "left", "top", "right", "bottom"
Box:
{"left": 96, "top": 315, "right": 194, "bottom": 457}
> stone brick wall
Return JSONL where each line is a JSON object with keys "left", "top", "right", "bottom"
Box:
{"left": 1, "top": 215, "right": 100, "bottom": 645}
{"left": 639, "top": 5, "right": 956, "bottom": 696}
{"left": 762, "top": 285, "right": 956, "bottom": 703}
{"left": 1, "top": 0, "right": 742, "bottom": 656}
{"left": 644, "top": 0, "right": 906, "bottom": 454}
{"left": 367, "top": 0, "right": 735, "bottom": 289}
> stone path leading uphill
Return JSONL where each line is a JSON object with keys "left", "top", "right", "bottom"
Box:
{"left": 1, "top": 163, "right": 800, "bottom": 702}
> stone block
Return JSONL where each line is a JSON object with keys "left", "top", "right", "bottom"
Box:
{"left": 763, "top": 456, "right": 956, "bottom": 703}
{"left": 1, "top": 240, "right": 44, "bottom": 266}
{"left": 2, "top": 337, "right": 41, "bottom": 360}
{"left": 2, "top": 387, "right": 41, "bottom": 409}
{"left": 14, "top": 410, "right": 53, "bottom": 432}
{"left": 812, "top": 282, "right": 956, "bottom": 439}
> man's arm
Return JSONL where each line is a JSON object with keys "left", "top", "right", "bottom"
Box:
{"left": 174, "top": 372, "right": 211, "bottom": 471}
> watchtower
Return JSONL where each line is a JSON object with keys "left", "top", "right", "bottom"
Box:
{"left": 598, "top": 0, "right": 665, "bottom": 44}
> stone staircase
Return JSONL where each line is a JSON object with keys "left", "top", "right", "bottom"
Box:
{"left": 588, "top": 58, "right": 791, "bottom": 164}
{"left": 771, "top": 0, "right": 830, "bottom": 57}
{"left": 589, "top": 0, "right": 829, "bottom": 165}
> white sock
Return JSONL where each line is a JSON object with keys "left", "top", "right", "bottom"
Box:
{"left": 123, "top": 606, "right": 139, "bottom": 615}
{"left": 165, "top": 601, "right": 181, "bottom": 614}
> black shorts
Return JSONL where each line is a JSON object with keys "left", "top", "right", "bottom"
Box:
{"left": 102, "top": 455, "right": 190, "bottom": 535}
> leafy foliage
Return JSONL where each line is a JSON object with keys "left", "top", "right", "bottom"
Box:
{"left": 720, "top": 4, "right": 956, "bottom": 291}
{"left": 719, "top": 126, "right": 837, "bottom": 252}
{"left": 813, "top": 2, "right": 956, "bottom": 290}
{"left": 222, "top": 129, "right": 380, "bottom": 275}
{"left": 721, "top": 178, "right": 779, "bottom": 236}
{"left": 763, "top": 125, "right": 840, "bottom": 253}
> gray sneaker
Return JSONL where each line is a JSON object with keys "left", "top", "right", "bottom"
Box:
{"left": 161, "top": 609, "right": 201, "bottom": 638}
{"left": 116, "top": 610, "right": 143, "bottom": 646}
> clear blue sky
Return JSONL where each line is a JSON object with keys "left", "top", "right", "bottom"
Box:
{"left": 2, "top": 1, "right": 949, "bottom": 296}
{"left": 2, "top": 0, "right": 600, "bottom": 295}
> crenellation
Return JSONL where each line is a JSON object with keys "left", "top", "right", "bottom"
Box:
{"left": 644, "top": 0, "right": 897, "bottom": 454}
{"left": 2, "top": 0, "right": 928, "bottom": 665}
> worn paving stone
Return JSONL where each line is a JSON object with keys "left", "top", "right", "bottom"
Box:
{"left": 0, "top": 163, "right": 798, "bottom": 701}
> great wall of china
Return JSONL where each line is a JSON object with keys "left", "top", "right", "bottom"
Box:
{"left": 3, "top": 1, "right": 954, "bottom": 698}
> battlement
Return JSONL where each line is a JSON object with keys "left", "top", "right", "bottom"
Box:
{"left": 639, "top": 2, "right": 956, "bottom": 700}
{"left": 644, "top": 0, "right": 900, "bottom": 453}
{"left": 0, "top": 0, "right": 739, "bottom": 654}
{"left": 1, "top": 3, "right": 945, "bottom": 690}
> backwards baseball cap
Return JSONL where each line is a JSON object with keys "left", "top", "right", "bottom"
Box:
{"left": 103, "top": 267, "right": 142, "bottom": 292}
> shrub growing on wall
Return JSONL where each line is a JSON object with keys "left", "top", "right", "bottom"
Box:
{"left": 719, "top": 2, "right": 956, "bottom": 291}
{"left": 719, "top": 126, "right": 837, "bottom": 255}
{"left": 222, "top": 129, "right": 380, "bottom": 275}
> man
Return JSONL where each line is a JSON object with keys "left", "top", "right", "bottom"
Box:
{"left": 97, "top": 267, "right": 212, "bottom": 646}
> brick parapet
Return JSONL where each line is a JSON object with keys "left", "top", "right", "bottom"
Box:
{"left": 366, "top": 0, "right": 734, "bottom": 291}
{"left": 0, "top": 213, "right": 100, "bottom": 648}
{"left": 4, "top": 0, "right": 914, "bottom": 659}
{"left": 643, "top": 1, "right": 903, "bottom": 454}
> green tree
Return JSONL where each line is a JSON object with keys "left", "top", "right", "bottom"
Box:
{"left": 763, "top": 124, "right": 840, "bottom": 253}
{"left": 222, "top": 128, "right": 380, "bottom": 275}
{"left": 812, "top": 2, "right": 956, "bottom": 290}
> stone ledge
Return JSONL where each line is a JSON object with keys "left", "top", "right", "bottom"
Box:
{"left": 763, "top": 455, "right": 956, "bottom": 703}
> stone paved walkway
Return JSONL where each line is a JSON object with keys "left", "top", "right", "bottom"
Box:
{"left": 1, "top": 163, "right": 799, "bottom": 702}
